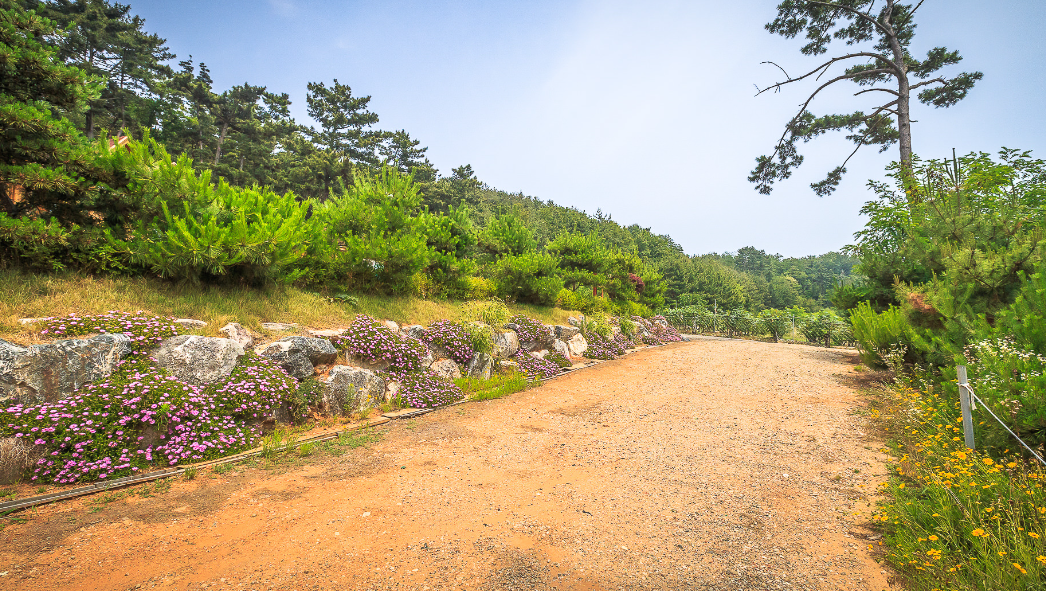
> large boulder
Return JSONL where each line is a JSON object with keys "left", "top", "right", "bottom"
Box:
{"left": 466, "top": 352, "right": 492, "bottom": 380}
{"left": 0, "top": 334, "right": 132, "bottom": 405}
{"left": 430, "top": 359, "right": 462, "bottom": 380}
{"left": 156, "top": 335, "right": 244, "bottom": 386}
{"left": 255, "top": 341, "right": 313, "bottom": 381}
{"left": 567, "top": 316, "right": 583, "bottom": 327}
{"left": 220, "top": 322, "right": 254, "bottom": 348}
{"left": 322, "top": 366, "right": 385, "bottom": 415}
{"left": 554, "top": 325, "right": 580, "bottom": 340}
{"left": 497, "top": 360, "right": 520, "bottom": 374}
{"left": 492, "top": 330, "right": 519, "bottom": 358}
{"left": 567, "top": 333, "right": 588, "bottom": 357}
{"left": 552, "top": 339, "right": 571, "bottom": 359}
{"left": 276, "top": 336, "right": 337, "bottom": 365}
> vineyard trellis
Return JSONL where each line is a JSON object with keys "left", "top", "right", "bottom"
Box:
{"left": 661, "top": 308, "right": 855, "bottom": 348}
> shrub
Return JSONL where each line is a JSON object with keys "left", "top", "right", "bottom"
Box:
{"left": 759, "top": 309, "right": 792, "bottom": 342}
{"left": 962, "top": 337, "right": 1046, "bottom": 451}
{"left": 480, "top": 215, "right": 536, "bottom": 257}
{"left": 798, "top": 310, "right": 850, "bottom": 346}
{"left": 330, "top": 314, "right": 426, "bottom": 372}
{"left": 556, "top": 287, "right": 611, "bottom": 314}
{"left": 461, "top": 322, "right": 494, "bottom": 356}
{"left": 512, "top": 351, "right": 560, "bottom": 380}
{"left": 396, "top": 369, "right": 465, "bottom": 408}
{"left": 421, "top": 320, "right": 475, "bottom": 365}
{"left": 649, "top": 316, "right": 682, "bottom": 342}
{"left": 490, "top": 252, "right": 563, "bottom": 306}
{"left": 850, "top": 302, "right": 912, "bottom": 368}
{"left": 464, "top": 276, "right": 497, "bottom": 300}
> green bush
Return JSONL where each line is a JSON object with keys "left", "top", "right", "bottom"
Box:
{"left": 490, "top": 251, "right": 563, "bottom": 306}
{"left": 759, "top": 309, "right": 791, "bottom": 342}
{"left": 850, "top": 302, "right": 912, "bottom": 368}
{"left": 556, "top": 286, "right": 610, "bottom": 314}
{"left": 480, "top": 214, "right": 536, "bottom": 257}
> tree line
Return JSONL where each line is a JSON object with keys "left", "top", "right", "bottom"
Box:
{"left": 0, "top": 0, "right": 853, "bottom": 314}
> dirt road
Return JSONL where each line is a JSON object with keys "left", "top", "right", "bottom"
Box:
{"left": 0, "top": 338, "right": 896, "bottom": 590}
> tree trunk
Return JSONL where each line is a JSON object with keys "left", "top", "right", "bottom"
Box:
{"left": 214, "top": 121, "right": 229, "bottom": 165}
{"left": 239, "top": 154, "right": 245, "bottom": 171}
{"left": 885, "top": 2, "right": 913, "bottom": 175}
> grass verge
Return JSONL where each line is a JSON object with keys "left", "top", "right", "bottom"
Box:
{"left": 455, "top": 372, "right": 535, "bottom": 401}
{"left": 0, "top": 270, "right": 578, "bottom": 343}
{"left": 873, "top": 383, "right": 1046, "bottom": 589}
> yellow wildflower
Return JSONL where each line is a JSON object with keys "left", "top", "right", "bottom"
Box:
{"left": 928, "top": 535, "right": 939, "bottom": 541}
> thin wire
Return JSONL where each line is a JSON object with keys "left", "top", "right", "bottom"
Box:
{"left": 966, "top": 385, "right": 1046, "bottom": 467}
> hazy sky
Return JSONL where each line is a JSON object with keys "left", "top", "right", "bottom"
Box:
{"left": 129, "top": 0, "right": 1045, "bottom": 258}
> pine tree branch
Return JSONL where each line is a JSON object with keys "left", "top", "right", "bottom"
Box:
{"left": 854, "top": 87, "right": 900, "bottom": 97}
{"left": 805, "top": 0, "right": 893, "bottom": 37}
{"left": 909, "top": 77, "right": 946, "bottom": 90}
{"left": 756, "top": 55, "right": 899, "bottom": 96}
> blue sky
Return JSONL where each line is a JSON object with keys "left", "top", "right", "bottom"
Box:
{"left": 129, "top": 0, "right": 1045, "bottom": 258}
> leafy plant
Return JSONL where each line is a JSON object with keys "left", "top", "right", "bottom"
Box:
{"left": 459, "top": 298, "right": 510, "bottom": 328}
{"left": 512, "top": 351, "right": 560, "bottom": 380}
{"left": 490, "top": 251, "right": 563, "bottom": 306}
{"left": 421, "top": 319, "right": 475, "bottom": 365}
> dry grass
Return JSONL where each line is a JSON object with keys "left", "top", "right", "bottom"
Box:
{"left": 0, "top": 271, "right": 579, "bottom": 344}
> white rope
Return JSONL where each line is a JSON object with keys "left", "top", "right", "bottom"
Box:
{"left": 967, "top": 384, "right": 1046, "bottom": 467}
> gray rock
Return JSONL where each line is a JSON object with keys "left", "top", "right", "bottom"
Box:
{"left": 0, "top": 334, "right": 132, "bottom": 405}
{"left": 277, "top": 336, "right": 337, "bottom": 365}
{"left": 419, "top": 347, "right": 435, "bottom": 369}
{"left": 382, "top": 320, "right": 400, "bottom": 333}
{"left": 497, "top": 360, "right": 520, "bottom": 373}
{"left": 261, "top": 322, "right": 298, "bottom": 331}
{"left": 322, "top": 366, "right": 385, "bottom": 415}
{"left": 568, "top": 316, "right": 583, "bottom": 327}
{"left": 345, "top": 355, "right": 391, "bottom": 373}
{"left": 430, "top": 359, "right": 462, "bottom": 380}
{"left": 308, "top": 328, "right": 346, "bottom": 338}
{"left": 554, "top": 325, "right": 580, "bottom": 340}
{"left": 255, "top": 341, "right": 313, "bottom": 380}
{"left": 492, "top": 330, "right": 519, "bottom": 358}
{"left": 403, "top": 325, "right": 426, "bottom": 340}
{"left": 173, "top": 318, "right": 207, "bottom": 329}
{"left": 18, "top": 318, "right": 49, "bottom": 326}
{"left": 532, "top": 349, "right": 549, "bottom": 359}
{"left": 220, "top": 322, "right": 254, "bottom": 348}
{"left": 567, "top": 333, "right": 588, "bottom": 357}
{"left": 466, "top": 352, "right": 492, "bottom": 380}
{"left": 552, "top": 339, "right": 571, "bottom": 359}
{"left": 156, "top": 335, "right": 244, "bottom": 386}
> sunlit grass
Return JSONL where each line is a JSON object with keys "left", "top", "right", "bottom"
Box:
{"left": 0, "top": 270, "right": 580, "bottom": 343}
{"left": 454, "top": 371, "right": 535, "bottom": 401}
{"left": 874, "top": 384, "right": 1046, "bottom": 589}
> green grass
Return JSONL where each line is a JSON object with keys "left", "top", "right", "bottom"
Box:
{"left": 455, "top": 372, "right": 535, "bottom": 401}
{"left": 0, "top": 270, "right": 579, "bottom": 343}
{"left": 873, "top": 384, "right": 1046, "bottom": 589}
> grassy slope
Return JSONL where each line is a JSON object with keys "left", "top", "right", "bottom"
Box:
{"left": 0, "top": 271, "right": 578, "bottom": 344}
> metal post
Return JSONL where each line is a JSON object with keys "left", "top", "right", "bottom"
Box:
{"left": 957, "top": 365, "right": 975, "bottom": 449}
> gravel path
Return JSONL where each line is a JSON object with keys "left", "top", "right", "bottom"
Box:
{"left": 0, "top": 338, "right": 897, "bottom": 590}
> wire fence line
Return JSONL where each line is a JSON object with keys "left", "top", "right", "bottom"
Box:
{"left": 957, "top": 365, "right": 1046, "bottom": 466}
{"left": 661, "top": 309, "right": 857, "bottom": 347}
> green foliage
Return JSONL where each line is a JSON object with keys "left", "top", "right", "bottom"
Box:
{"left": 758, "top": 308, "right": 791, "bottom": 342}
{"left": 753, "top": 0, "right": 981, "bottom": 195}
{"left": 490, "top": 251, "right": 563, "bottom": 306}
{"left": 460, "top": 321, "right": 494, "bottom": 356}
{"left": 798, "top": 309, "right": 852, "bottom": 347}
{"left": 849, "top": 150, "right": 1046, "bottom": 361}
{"left": 455, "top": 372, "right": 532, "bottom": 402}
{"left": 112, "top": 140, "right": 310, "bottom": 285}
{"left": 850, "top": 303, "right": 912, "bottom": 369}
{"left": 556, "top": 286, "right": 610, "bottom": 314}
{"left": 480, "top": 214, "right": 536, "bottom": 257}
{"left": 305, "top": 166, "right": 433, "bottom": 293}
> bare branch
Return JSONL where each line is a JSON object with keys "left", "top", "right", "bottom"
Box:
{"left": 910, "top": 77, "right": 946, "bottom": 90}
{"left": 854, "top": 87, "right": 900, "bottom": 97}
{"left": 755, "top": 52, "right": 899, "bottom": 97}
{"left": 863, "top": 99, "right": 900, "bottom": 121}
{"left": 806, "top": 0, "right": 892, "bottom": 36}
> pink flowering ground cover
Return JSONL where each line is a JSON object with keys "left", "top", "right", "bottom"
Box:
{"left": 0, "top": 313, "right": 298, "bottom": 484}
{"left": 329, "top": 315, "right": 464, "bottom": 408}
